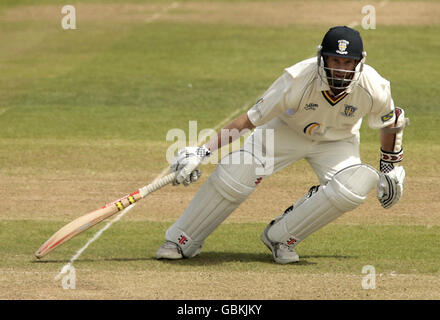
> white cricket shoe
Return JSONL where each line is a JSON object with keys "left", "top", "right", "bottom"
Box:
{"left": 261, "top": 223, "right": 299, "bottom": 264}
{"left": 156, "top": 241, "right": 183, "bottom": 260}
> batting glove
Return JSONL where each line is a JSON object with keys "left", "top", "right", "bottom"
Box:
{"left": 170, "top": 145, "right": 211, "bottom": 186}
{"left": 377, "top": 166, "right": 405, "bottom": 209}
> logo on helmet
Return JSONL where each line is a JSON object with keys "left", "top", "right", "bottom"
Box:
{"left": 336, "top": 39, "right": 349, "bottom": 55}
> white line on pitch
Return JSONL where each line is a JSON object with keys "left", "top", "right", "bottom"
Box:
{"left": 145, "top": 1, "right": 180, "bottom": 23}
{"left": 55, "top": 204, "right": 136, "bottom": 281}
{"left": 54, "top": 3, "right": 183, "bottom": 280}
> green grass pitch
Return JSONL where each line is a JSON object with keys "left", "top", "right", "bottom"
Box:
{"left": 0, "top": 0, "right": 439, "bottom": 299}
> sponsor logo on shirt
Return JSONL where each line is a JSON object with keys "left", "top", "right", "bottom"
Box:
{"left": 305, "top": 103, "right": 319, "bottom": 111}
{"left": 303, "top": 122, "right": 328, "bottom": 136}
{"left": 381, "top": 110, "right": 395, "bottom": 123}
{"left": 303, "top": 122, "right": 321, "bottom": 135}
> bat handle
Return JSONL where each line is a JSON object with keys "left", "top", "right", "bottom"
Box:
{"left": 139, "top": 172, "right": 178, "bottom": 197}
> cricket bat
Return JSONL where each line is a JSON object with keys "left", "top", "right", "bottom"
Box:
{"left": 35, "top": 172, "right": 177, "bottom": 259}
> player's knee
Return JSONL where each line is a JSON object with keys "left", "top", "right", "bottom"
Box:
{"left": 323, "top": 164, "right": 379, "bottom": 211}
{"left": 267, "top": 164, "right": 379, "bottom": 245}
{"left": 210, "top": 150, "right": 265, "bottom": 203}
{"left": 165, "top": 151, "right": 266, "bottom": 258}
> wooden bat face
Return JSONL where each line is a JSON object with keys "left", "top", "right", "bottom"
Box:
{"left": 35, "top": 191, "right": 142, "bottom": 259}
{"left": 35, "top": 172, "right": 177, "bottom": 259}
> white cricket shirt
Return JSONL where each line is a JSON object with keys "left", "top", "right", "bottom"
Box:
{"left": 247, "top": 57, "right": 396, "bottom": 141}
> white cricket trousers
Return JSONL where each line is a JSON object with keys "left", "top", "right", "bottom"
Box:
{"left": 164, "top": 116, "right": 362, "bottom": 257}
{"left": 246, "top": 117, "right": 361, "bottom": 184}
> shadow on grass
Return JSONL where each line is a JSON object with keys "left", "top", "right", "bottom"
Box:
{"left": 152, "top": 252, "right": 286, "bottom": 265}
{"left": 301, "top": 254, "right": 357, "bottom": 260}
{"left": 32, "top": 258, "right": 95, "bottom": 264}
{"left": 32, "top": 252, "right": 356, "bottom": 266}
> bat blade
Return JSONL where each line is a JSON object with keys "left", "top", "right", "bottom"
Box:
{"left": 35, "top": 172, "right": 177, "bottom": 259}
{"left": 35, "top": 205, "right": 118, "bottom": 259}
{"left": 35, "top": 191, "right": 141, "bottom": 259}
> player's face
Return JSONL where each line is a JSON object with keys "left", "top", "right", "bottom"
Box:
{"left": 324, "top": 55, "right": 359, "bottom": 90}
{"left": 325, "top": 56, "right": 358, "bottom": 78}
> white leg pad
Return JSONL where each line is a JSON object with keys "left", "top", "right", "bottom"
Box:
{"left": 267, "top": 164, "right": 379, "bottom": 246}
{"left": 166, "top": 150, "right": 264, "bottom": 257}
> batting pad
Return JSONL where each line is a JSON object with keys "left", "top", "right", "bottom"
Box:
{"left": 166, "top": 150, "right": 264, "bottom": 258}
{"left": 267, "top": 164, "right": 379, "bottom": 246}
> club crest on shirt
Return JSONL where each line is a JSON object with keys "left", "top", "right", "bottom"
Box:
{"left": 341, "top": 104, "right": 357, "bottom": 117}
{"left": 336, "top": 39, "right": 349, "bottom": 55}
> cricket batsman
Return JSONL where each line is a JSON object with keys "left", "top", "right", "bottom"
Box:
{"left": 156, "top": 26, "right": 407, "bottom": 264}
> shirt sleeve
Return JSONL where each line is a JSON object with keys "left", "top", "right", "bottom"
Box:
{"left": 247, "top": 72, "right": 293, "bottom": 127}
{"left": 368, "top": 80, "right": 396, "bottom": 129}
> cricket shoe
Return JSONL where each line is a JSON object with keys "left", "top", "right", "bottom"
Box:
{"left": 156, "top": 241, "right": 183, "bottom": 260}
{"left": 260, "top": 222, "right": 299, "bottom": 264}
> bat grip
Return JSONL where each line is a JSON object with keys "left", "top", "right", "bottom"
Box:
{"left": 139, "top": 172, "right": 178, "bottom": 197}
